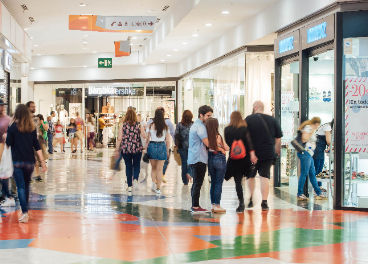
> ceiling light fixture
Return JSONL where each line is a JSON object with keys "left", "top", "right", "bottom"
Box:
{"left": 37, "top": 54, "right": 41, "bottom": 56}
{"left": 79, "top": 3, "right": 86, "bottom": 6}
{"left": 92, "top": 51, "right": 97, "bottom": 53}
{"left": 30, "top": 68, "right": 34, "bottom": 70}
{"left": 83, "top": 35, "right": 88, "bottom": 37}
{"left": 174, "top": 49, "right": 178, "bottom": 51}
{"left": 167, "top": 54, "right": 171, "bottom": 57}
{"left": 182, "top": 42, "right": 187, "bottom": 45}
{"left": 34, "top": 44, "right": 39, "bottom": 46}
{"left": 132, "top": 37, "right": 137, "bottom": 39}
{"left": 192, "top": 34, "right": 198, "bottom": 37}
{"left": 130, "top": 44, "right": 133, "bottom": 46}
{"left": 83, "top": 41, "right": 88, "bottom": 44}
{"left": 161, "top": 60, "right": 165, "bottom": 62}
{"left": 142, "top": 63, "right": 146, "bottom": 65}
{"left": 136, "top": 30, "right": 142, "bottom": 32}
{"left": 83, "top": 65, "right": 87, "bottom": 67}
{"left": 24, "top": 28, "right": 28, "bottom": 31}
{"left": 222, "top": 11, "right": 229, "bottom": 14}
{"left": 205, "top": 23, "right": 212, "bottom": 26}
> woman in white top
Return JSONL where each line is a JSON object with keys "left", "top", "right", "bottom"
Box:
{"left": 296, "top": 117, "right": 327, "bottom": 200}
{"left": 145, "top": 109, "right": 170, "bottom": 194}
{"left": 87, "top": 116, "right": 95, "bottom": 151}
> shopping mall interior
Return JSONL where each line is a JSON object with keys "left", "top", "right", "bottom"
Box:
{"left": 1, "top": 0, "right": 368, "bottom": 263}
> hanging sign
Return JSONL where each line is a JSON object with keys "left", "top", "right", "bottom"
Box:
{"left": 281, "top": 91, "right": 295, "bottom": 145}
{"left": 345, "top": 77, "right": 368, "bottom": 152}
{"left": 301, "top": 15, "right": 334, "bottom": 49}
{"left": 69, "top": 15, "right": 156, "bottom": 33}
{"left": 115, "top": 41, "right": 131, "bottom": 57}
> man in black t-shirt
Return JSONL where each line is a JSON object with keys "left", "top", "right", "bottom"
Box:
{"left": 245, "top": 101, "right": 282, "bottom": 211}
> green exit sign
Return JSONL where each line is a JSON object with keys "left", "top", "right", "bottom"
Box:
{"left": 98, "top": 58, "right": 112, "bottom": 68}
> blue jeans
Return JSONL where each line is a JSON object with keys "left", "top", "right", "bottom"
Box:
{"left": 297, "top": 152, "right": 321, "bottom": 196}
{"left": 314, "top": 158, "right": 324, "bottom": 187}
{"left": 47, "top": 132, "right": 53, "bottom": 154}
{"left": 122, "top": 152, "right": 143, "bottom": 187}
{"left": 13, "top": 162, "right": 34, "bottom": 213}
{"left": 1, "top": 178, "right": 11, "bottom": 198}
{"left": 178, "top": 148, "right": 192, "bottom": 184}
{"left": 208, "top": 152, "right": 226, "bottom": 205}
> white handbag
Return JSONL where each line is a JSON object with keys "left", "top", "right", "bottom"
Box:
{"left": 0, "top": 146, "right": 13, "bottom": 179}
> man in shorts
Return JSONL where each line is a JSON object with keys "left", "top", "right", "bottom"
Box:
{"left": 75, "top": 112, "right": 85, "bottom": 153}
{"left": 245, "top": 101, "right": 282, "bottom": 210}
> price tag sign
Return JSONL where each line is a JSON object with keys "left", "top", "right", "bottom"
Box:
{"left": 281, "top": 91, "right": 295, "bottom": 145}
{"left": 345, "top": 77, "right": 368, "bottom": 152}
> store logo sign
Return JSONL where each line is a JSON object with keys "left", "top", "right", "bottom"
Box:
{"left": 307, "top": 22, "right": 327, "bottom": 43}
{"left": 279, "top": 36, "right": 294, "bottom": 54}
{"left": 88, "top": 86, "right": 136, "bottom": 96}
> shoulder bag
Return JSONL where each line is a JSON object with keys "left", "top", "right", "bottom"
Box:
{"left": 290, "top": 130, "right": 306, "bottom": 153}
{"left": 257, "top": 114, "right": 279, "bottom": 165}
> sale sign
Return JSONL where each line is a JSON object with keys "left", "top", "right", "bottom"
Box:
{"left": 345, "top": 77, "right": 368, "bottom": 152}
{"left": 281, "top": 91, "right": 295, "bottom": 145}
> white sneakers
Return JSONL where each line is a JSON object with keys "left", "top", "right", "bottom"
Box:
{"left": 126, "top": 187, "right": 132, "bottom": 192}
{"left": 2, "top": 197, "right": 15, "bottom": 207}
{"left": 19, "top": 213, "right": 29, "bottom": 223}
{"left": 155, "top": 189, "right": 161, "bottom": 195}
{"left": 133, "top": 180, "right": 139, "bottom": 191}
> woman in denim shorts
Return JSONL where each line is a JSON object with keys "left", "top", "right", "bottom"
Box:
{"left": 206, "top": 118, "right": 229, "bottom": 213}
{"left": 145, "top": 109, "right": 170, "bottom": 194}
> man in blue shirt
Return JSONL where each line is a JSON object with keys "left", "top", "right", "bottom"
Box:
{"left": 188, "top": 105, "right": 213, "bottom": 214}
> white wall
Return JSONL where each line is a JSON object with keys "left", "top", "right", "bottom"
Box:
{"left": 177, "top": 0, "right": 336, "bottom": 76}
{"left": 29, "top": 64, "right": 179, "bottom": 82}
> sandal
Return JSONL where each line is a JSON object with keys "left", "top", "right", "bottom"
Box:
{"left": 297, "top": 194, "right": 309, "bottom": 201}
{"left": 315, "top": 194, "right": 328, "bottom": 200}
{"left": 320, "top": 187, "right": 327, "bottom": 192}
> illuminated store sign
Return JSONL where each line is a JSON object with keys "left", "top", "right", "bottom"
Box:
{"left": 307, "top": 22, "right": 327, "bottom": 43}
{"left": 279, "top": 36, "right": 294, "bottom": 54}
{"left": 88, "top": 86, "right": 136, "bottom": 96}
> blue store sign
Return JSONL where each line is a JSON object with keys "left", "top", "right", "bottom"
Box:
{"left": 279, "top": 36, "right": 295, "bottom": 54}
{"left": 307, "top": 22, "right": 327, "bottom": 43}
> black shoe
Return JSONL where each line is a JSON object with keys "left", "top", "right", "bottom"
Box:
{"left": 261, "top": 201, "right": 269, "bottom": 211}
{"left": 248, "top": 198, "right": 253, "bottom": 208}
{"left": 35, "top": 176, "right": 43, "bottom": 183}
{"left": 54, "top": 150, "right": 57, "bottom": 152}
{"left": 236, "top": 203, "right": 245, "bottom": 213}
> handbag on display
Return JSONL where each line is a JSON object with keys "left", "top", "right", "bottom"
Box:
{"left": 290, "top": 130, "right": 306, "bottom": 153}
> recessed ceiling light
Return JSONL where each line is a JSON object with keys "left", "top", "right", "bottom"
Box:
{"left": 192, "top": 34, "right": 198, "bottom": 37}
{"left": 79, "top": 3, "right": 86, "bottom": 6}
{"left": 136, "top": 30, "right": 142, "bottom": 32}
{"left": 30, "top": 68, "right": 34, "bottom": 70}
{"left": 182, "top": 42, "right": 187, "bottom": 45}
{"left": 161, "top": 60, "right": 165, "bottom": 62}
{"left": 132, "top": 37, "right": 137, "bottom": 39}
{"left": 30, "top": 37, "right": 34, "bottom": 39}
{"left": 205, "top": 23, "right": 212, "bottom": 26}
{"left": 83, "top": 35, "right": 88, "bottom": 37}
{"left": 222, "top": 11, "right": 229, "bottom": 14}
{"left": 83, "top": 41, "right": 88, "bottom": 44}
{"left": 174, "top": 49, "right": 178, "bottom": 51}
{"left": 83, "top": 65, "right": 87, "bottom": 67}
{"left": 37, "top": 54, "right": 41, "bottom": 56}
{"left": 130, "top": 44, "right": 133, "bottom": 46}
{"left": 92, "top": 51, "right": 97, "bottom": 53}
{"left": 142, "top": 63, "right": 146, "bottom": 65}
{"left": 24, "top": 28, "right": 28, "bottom": 31}
{"left": 167, "top": 54, "right": 171, "bottom": 57}
{"left": 34, "top": 44, "right": 39, "bottom": 46}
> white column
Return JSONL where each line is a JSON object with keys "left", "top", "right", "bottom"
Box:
{"left": 21, "top": 76, "right": 33, "bottom": 103}
{"left": 143, "top": 83, "right": 147, "bottom": 121}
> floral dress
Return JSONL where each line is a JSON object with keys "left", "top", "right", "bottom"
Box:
{"left": 120, "top": 122, "right": 143, "bottom": 154}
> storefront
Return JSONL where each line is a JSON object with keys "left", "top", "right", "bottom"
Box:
{"left": 34, "top": 81, "right": 176, "bottom": 146}
{"left": 274, "top": 2, "right": 368, "bottom": 210}
{"left": 178, "top": 48, "right": 274, "bottom": 133}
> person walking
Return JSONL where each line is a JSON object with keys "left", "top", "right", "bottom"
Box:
{"left": 36, "top": 114, "right": 49, "bottom": 160}
{"left": 145, "top": 109, "right": 170, "bottom": 195}
{"left": 224, "top": 111, "right": 258, "bottom": 213}
{"left": 175, "top": 110, "right": 194, "bottom": 185}
{"left": 6, "top": 104, "right": 47, "bottom": 223}
{"left": 146, "top": 107, "right": 174, "bottom": 183}
{"left": 75, "top": 112, "right": 85, "bottom": 153}
{"left": 98, "top": 114, "right": 106, "bottom": 144}
{"left": 67, "top": 119, "right": 77, "bottom": 153}
{"left": 245, "top": 101, "right": 282, "bottom": 210}
{"left": 47, "top": 112, "right": 56, "bottom": 155}
{"left": 87, "top": 116, "right": 96, "bottom": 151}
{"left": 313, "top": 119, "right": 333, "bottom": 191}
{"left": 0, "top": 99, "right": 14, "bottom": 207}
{"left": 54, "top": 120, "right": 64, "bottom": 153}
{"left": 115, "top": 108, "right": 146, "bottom": 192}
{"left": 296, "top": 117, "right": 328, "bottom": 200}
{"left": 205, "top": 118, "right": 229, "bottom": 213}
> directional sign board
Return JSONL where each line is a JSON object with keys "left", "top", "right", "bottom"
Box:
{"left": 98, "top": 58, "right": 112, "bottom": 68}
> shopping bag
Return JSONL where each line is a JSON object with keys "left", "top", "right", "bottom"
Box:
{"left": 111, "top": 155, "right": 121, "bottom": 171}
{"left": 76, "top": 130, "right": 83, "bottom": 140}
{"left": 173, "top": 147, "right": 182, "bottom": 166}
{"left": 0, "top": 146, "right": 13, "bottom": 179}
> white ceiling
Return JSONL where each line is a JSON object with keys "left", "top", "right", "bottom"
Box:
{"left": 3, "top": 0, "right": 278, "bottom": 65}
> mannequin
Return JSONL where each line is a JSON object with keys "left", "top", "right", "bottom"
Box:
{"left": 56, "top": 103, "right": 68, "bottom": 125}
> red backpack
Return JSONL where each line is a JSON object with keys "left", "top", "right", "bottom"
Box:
{"left": 230, "top": 139, "right": 246, "bottom": 160}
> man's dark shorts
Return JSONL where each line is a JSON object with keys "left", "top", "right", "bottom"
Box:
{"left": 246, "top": 159, "right": 274, "bottom": 179}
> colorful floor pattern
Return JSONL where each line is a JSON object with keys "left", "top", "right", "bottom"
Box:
{"left": 0, "top": 148, "right": 367, "bottom": 264}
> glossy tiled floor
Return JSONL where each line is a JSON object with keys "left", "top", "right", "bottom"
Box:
{"left": 1, "top": 147, "right": 368, "bottom": 264}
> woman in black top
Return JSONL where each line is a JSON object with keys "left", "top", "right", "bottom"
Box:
{"left": 224, "top": 111, "right": 257, "bottom": 213}
{"left": 6, "top": 104, "right": 47, "bottom": 223}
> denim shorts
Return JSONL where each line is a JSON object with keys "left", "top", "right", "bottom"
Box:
{"left": 147, "top": 142, "right": 167, "bottom": 161}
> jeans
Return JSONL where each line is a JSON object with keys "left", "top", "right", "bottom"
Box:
{"left": 190, "top": 162, "right": 207, "bottom": 207}
{"left": 122, "top": 152, "right": 143, "bottom": 187}
{"left": 1, "top": 178, "right": 11, "bottom": 198}
{"left": 314, "top": 158, "right": 324, "bottom": 187}
{"left": 208, "top": 152, "right": 226, "bottom": 205}
{"left": 47, "top": 132, "right": 53, "bottom": 154}
{"left": 99, "top": 129, "right": 103, "bottom": 143}
{"left": 178, "top": 148, "right": 192, "bottom": 184}
{"left": 13, "top": 162, "right": 35, "bottom": 213}
{"left": 297, "top": 152, "right": 321, "bottom": 196}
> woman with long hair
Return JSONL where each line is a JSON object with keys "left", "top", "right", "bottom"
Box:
{"left": 205, "top": 118, "right": 229, "bottom": 213}
{"left": 224, "top": 111, "right": 258, "bottom": 212}
{"left": 6, "top": 104, "right": 47, "bottom": 223}
{"left": 297, "top": 117, "right": 327, "bottom": 200}
{"left": 67, "top": 118, "right": 77, "bottom": 153}
{"left": 54, "top": 120, "right": 64, "bottom": 153}
{"left": 87, "top": 116, "right": 96, "bottom": 151}
{"left": 115, "top": 108, "right": 146, "bottom": 192}
{"left": 174, "top": 110, "right": 194, "bottom": 185}
{"left": 146, "top": 109, "right": 170, "bottom": 194}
